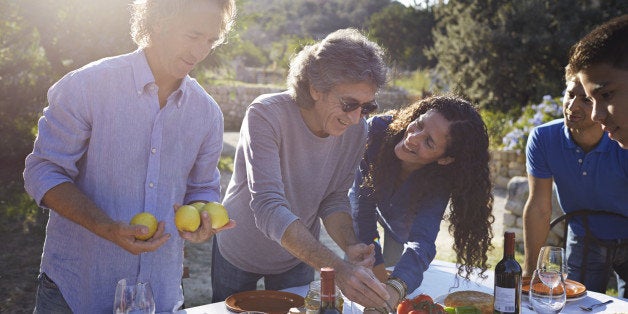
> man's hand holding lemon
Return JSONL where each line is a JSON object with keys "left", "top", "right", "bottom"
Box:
{"left": 123, "top": 212, "right": 170, "bottom": 255}
{"left": 175, "top": 202, "right": 235, "bottom": 243}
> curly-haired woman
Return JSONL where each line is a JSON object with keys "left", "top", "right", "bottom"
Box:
{"left": 350, "top": 95, "right": 494, "bottom": 311}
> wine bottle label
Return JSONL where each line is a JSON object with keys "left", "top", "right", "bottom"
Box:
{"left": 494, "top": 286, "right": 516, "bottom": 312}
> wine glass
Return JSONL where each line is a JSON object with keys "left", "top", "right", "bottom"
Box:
{"left": 537, "top": 246, "right": 567, "bottom": 281}
{"left": 114, "top": 278, "right": 156, "bottom": 314}
{"left": 529, "top": 269, "right": 567, "bottom": 314}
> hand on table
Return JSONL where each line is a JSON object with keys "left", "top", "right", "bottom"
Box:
{"left": 335, "top": 262, "right": 390, "bottom": 308}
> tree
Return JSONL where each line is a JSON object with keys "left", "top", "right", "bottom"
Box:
{"left": 0, "top": 0, "right": 136, "bottom": 203}
{"left": 367, "top": 2, "right": 435, "bottom": 70}
{"left": 18, "top": 0, "right": 134, "bottom": 78}
{"left": 234, "top": 0, "right": 391, "bottom": 67}
{"left": 429, "top": 0, "right": 628, "bottom": 112}
{"left": 0, "top": 0, "right": 52, "bottom": 200}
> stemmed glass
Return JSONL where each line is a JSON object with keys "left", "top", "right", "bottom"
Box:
{"left": 114, "top": 278, "right": 155, "bottom": 314}
{"left": 537, "top": 246, "right": 568, "bottom": 281}
{"left": 529, "top": 269, "right": 567, "bottom": 314}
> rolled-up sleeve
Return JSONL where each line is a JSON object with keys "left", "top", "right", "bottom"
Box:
{"left": 24, "top": 73, "right": 91, "bottom": 205}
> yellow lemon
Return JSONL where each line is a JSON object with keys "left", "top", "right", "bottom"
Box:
{"left": 190, "top": 202, "right": 206, "bottom": 211}
{"left": 130, "top": 212, "right": 158, "bottom": 241}
{"left": 201, "top": 202, "right": 230, "bottom": 229}
{"left": 175, "top": 205, "right": 201, "bottom": 232}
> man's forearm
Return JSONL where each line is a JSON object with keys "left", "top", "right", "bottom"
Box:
{"left": 42, "top": 182, "right": 117, "bottom": 241}
{"left": 523, "top": 204, "right": 551, "bottom": 275}
{"left": 281, "top": 219, "right": 346, "bottom": 271}
{"left": 322, "top": 211, "right": 359, "bottom": 251}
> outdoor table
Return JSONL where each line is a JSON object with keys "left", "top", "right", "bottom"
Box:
{"left": 178, "top": 259, "right": 628, "bottom": 313}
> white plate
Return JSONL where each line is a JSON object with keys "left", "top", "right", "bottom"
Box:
{"left": 433, "top": 294, "right": 446, "bottom": 305}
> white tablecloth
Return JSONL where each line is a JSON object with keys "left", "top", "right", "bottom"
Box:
{"left": 178, "top": 259, "right": 628, "bottom": 314}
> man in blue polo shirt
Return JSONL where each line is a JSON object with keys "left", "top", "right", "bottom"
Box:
{"left": 522, "top": 65, "right": 628, "bottom": 297}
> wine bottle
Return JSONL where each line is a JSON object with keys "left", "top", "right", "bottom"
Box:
{"left": 318, "top": 267, "right": 341, "bottom": 313}
{"left": 494, "top": 231, "right": 522, "bottom": 314}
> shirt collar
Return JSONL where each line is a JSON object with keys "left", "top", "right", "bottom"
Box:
{"left": 131, "top": 49, "right": 155, "bottom": 96}
{"left": 131, "top": 49, "right": 189, "bottom": 108}
{"left": 561, "top": 122, "right": 610, "bottom": 153}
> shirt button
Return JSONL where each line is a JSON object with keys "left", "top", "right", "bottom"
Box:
{"left": 582, "top": 171, "right": 587, "bottom": 176}
{"left": 151, "top": 148, "right": 157, "bottom": 154}
{"left": 578, "top": 159, "right": 583, "bottom": 163}
{"left": 149, "top": 182, "right": 154, "bottom": 188}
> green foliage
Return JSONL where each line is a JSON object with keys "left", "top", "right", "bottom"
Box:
{"left": 234, "top": 0, "right": 391, "bottom": 67}
{"left": 268, "top": 35, "right": 315, "bottom": 71}
{"left": 18, "top": 0, "right": 134, "bottom": 77}
{"left": 367, "top": 3, "right": 435, "bottom": 70}
{"left": 428, "top": 0, "right": 628, "bottom": 113}
{"left": 480, "top": 109, "right": 515, "bottom": 151}
{"left": 0, "top": 0, "right": 52, "bottom": 193}
{"left": 501, "top": 95, "right": 563, "bottom": 153}
{"left": 0, "top": 188, "right": 39, "bottom": 229}
{"left": 390, "top": 69, "right": 433, "bottom": 98}
{"left": 218, "top": 156, "right": 234, "bottom": 174}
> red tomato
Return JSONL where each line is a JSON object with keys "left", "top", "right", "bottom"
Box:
{"left": 398, "top": 294, "right": 442, "bottom": 314}
{"left": 412, "top": 294, "right": 434, "bottom": 304}
{"left": 397, "top": 299, "right": 414, "bottom": 314}
{"left": 416, "top": 300, "right": 434, "bottom": 312}
{"left": 432, "top": 303, "right": 446, "bottom": 314}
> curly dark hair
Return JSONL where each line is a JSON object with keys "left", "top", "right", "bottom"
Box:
{"left": 363, "top": 95, "right": 494, "bottom": 280}
{"left": 569, "top": 14, "right": 628, "bottom": 72}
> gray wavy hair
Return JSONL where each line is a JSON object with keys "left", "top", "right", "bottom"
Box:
{"left": 287, "top": 28, "right": 388, "bottom": 109}
{"left": 130, "top": 0, "right": 236, "bottom": 49}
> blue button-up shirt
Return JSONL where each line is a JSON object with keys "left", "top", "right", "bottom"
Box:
{"left": 23, "top": 49, "right": 223, "bottom": 313}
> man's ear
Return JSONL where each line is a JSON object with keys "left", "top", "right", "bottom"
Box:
{"left": 310, "top": 85, "right": 322, "bottom": 102}
{"left": 437, "top": 156, "right": 454, "bottom": 166}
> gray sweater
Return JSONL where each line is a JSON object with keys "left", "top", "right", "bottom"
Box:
{"left": 217, "top": 92, "right": 367, "bottom": 274}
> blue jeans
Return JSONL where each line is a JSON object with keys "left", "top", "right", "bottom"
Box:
{"left": 34, "top": 273, "right": 72, "bottom": 314}
{"left": 566, "top": 227, "right": 628, "bottom": 298}
{"left": 210, "top": 238, "right": 314, "bottom": 302}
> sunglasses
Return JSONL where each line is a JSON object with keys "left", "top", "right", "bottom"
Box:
{"left": 338, "top": 97, "right": 379, "bottom": 115}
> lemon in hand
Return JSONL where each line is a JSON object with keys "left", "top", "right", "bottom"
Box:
{"left": 175, "top": 205, "right": 201, "bottom": 232}
{"left": 190, "top": 202, "right": 206, "bottom": 211}
{"left": 201, "top": 202, "right": 230, "bottom": 229}
{"left": 130, "top": 212, "right": 158, "bottom": 240}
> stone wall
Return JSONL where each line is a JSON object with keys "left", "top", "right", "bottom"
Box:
{"left": 490, "top": 150, "right": 526, "bottom": 189}
{"left": 503, "top": 176, "right": 565, "bottom": 248}
{"left": 204, "top": 84, "right": 411, "bottom": 131}
{"left": 491, "top": 151, "right": 566, "bottom": 247}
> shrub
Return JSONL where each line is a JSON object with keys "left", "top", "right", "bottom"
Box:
{"left": 502, "top": 95, "right": 563, "bottom": 153}
{"left": 481, "top": 109, "right": 514, "bottom": 151}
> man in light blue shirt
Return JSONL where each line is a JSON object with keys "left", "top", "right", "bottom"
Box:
{"left": 23, "top": 1, "right": 236, "bottom": 312}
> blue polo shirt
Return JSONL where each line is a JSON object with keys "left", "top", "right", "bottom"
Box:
{"left": 526, "top": 119, "right": 628, "bottom": 239}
